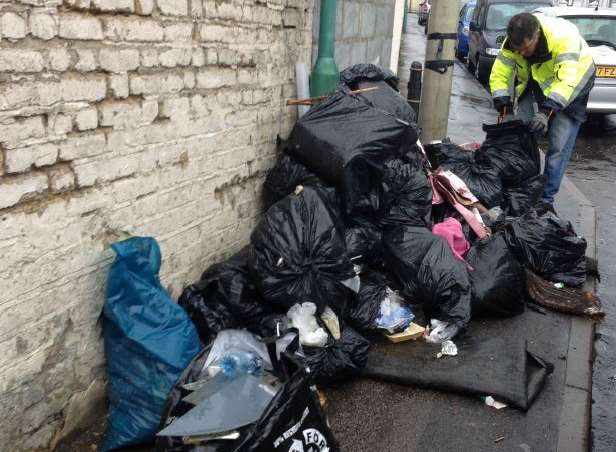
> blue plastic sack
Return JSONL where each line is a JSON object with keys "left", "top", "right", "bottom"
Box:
{"left": 102, "top": 237, "right": 201, "bottom": 451}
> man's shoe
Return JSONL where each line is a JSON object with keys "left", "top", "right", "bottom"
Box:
{"left": 537, "top": 201, "right": 557, "bottom": 216}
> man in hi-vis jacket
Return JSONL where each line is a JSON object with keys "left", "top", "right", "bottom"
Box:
{"left": 490, "top": 12, "right": 595, "bottom": 211}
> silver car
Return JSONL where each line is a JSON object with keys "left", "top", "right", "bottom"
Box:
{"left": 534, "top": 6, "right": 616, "bottom": 114}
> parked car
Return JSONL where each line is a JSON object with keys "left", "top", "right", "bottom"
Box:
{"left": 467, "top": 0, "right": 556, "bottom": 85}
{"left": 456, "top": 2, "right": 477, "bottom": 60}
{"left": 534, "top": 6, "right": 616, "bottom": 114}
{"left": 418, "top": 0, "right": 431, "bottom": 25}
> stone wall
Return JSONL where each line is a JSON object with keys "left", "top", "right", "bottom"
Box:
{"left": 312, "top": 0, "right": 396, "bottom": 71}
{"left": 0, "top": 0, "right": 312, "bottom": 449}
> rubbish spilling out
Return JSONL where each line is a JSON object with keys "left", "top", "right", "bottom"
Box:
{"left": 99, "top": 64, "right": 602, "bottom": 451}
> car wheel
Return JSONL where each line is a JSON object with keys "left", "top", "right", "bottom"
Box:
{"left": 476, "top": 59, "right": 489, "bottom": 86}
{"left": 467, "top": 54, "right": 476, "bottom": 75}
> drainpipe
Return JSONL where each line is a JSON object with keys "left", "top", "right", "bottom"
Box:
{"left": 403, "top": 0, "right": 408, "bottom": 34}
{"left": 310, "top": 0, "right": 339, "bottom": 97}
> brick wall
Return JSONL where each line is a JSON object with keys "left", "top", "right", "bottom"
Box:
{"left": 0, "top": 0, "right": 312, "bottom": 449}
{"left": 312, "top": 0, "right": 396, "bottom": 71}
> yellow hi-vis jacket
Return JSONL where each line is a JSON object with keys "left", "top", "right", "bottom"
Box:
{"left": 490, "top": 14, "right": 595, "bottom": 110}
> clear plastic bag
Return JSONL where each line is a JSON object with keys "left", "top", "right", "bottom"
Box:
{"left": 374, "top": 289, "right": 415, "bottom": 334}
{"left": 204, "top": 329, "right": 273, "bottom": 371}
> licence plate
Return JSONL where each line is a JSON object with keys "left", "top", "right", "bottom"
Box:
{"left": 596, "top": 66, "right": 616, "bottom": 78}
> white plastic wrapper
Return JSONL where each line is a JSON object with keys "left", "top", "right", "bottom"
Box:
{"left": 436, "top": 340, "right": 458, "bottom": 359}
{"left": 287, "top": 302, "right": 329, "bottom": 347}
{"left": 425, "top": 319, "right": 460, "bottom": 343}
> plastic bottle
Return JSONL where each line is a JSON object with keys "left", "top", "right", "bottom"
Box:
{"left": 219, "top": 351, "right": 263, "bottom": 378}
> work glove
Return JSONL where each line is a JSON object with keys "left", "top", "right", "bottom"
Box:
{"left": 493, "top": 97, "right": 512, "bottom": 116}
{"left": 528, "top": 111, "right": 550, "bottom": 135}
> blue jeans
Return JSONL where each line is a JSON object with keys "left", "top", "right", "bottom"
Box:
{"left": 515, "top": 91, "right": 582, "bottom": 204}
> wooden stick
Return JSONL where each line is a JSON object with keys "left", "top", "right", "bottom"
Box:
{"left": 286, "top": 86, "right": 380, "bottom": 106}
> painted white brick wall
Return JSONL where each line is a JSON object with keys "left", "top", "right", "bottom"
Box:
{"left": 0, "top": 0, "right": 312, "bottom": 449}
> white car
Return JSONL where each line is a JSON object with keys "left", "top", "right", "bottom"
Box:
{"left": 534, "top": 6, "right": 616, "bottom": 114}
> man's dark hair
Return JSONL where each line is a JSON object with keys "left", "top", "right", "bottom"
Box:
{"left": 507, "top": 13, "right": 540, "bottom": 47}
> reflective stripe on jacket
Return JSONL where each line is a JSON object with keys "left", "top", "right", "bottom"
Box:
{"left": 489, "top": 14, "right": 595, "bottom": 110}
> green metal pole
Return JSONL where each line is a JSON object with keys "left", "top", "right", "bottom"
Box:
{"left": 403, "top": 0, "right": 409, "bottom": 33}
{"left": 310, "top": 0, "right": 339, "bottom": 97}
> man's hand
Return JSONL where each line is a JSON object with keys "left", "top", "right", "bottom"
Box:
{"left": 493, "top": 97, "right": 512, "bottom": 116}
{"left": 529, "top": 111, "right": 550, "bottom": 135}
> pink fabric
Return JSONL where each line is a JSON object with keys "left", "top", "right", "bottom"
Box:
{"left": 432, "top": 218, "right": 471, "bottom": 263}
{"left": 430, "top": 174, "right": 489, "bottom": 239}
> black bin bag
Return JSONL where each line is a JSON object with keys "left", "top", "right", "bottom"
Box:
{"left": 423, "top": 141, "right": 502, "bottom": 208}
{"left": 345, "top": 219, "right": 382, "bottom": 262}
{"left": 380, "top": 158, "right": 433, "bottom": 228}
{"left": 248, "top": 186, "right": 355, "bottom": 315}
{"left": 287, "top": 89, "right": 418, "bottom": 214}
{"left": 345, "top": 271, "right": 391, "bottom": 331}
{"left": 478, "top": 121, "right": 540, "bottom": 185}
{"left": 179, "top": 248, "right": 273, "bottom": 344}
{"left": 383, "top": 226, "right": 471, "bottom": 328}
{"left": 503, "top": 174, "right": 546, "bottom": 216}
{"left": 299, "top": 325, "right": 371, "bottom": 386}
{"left": 263, "top": 148, "right": 325, "bottom": 210}
{"left": 466, "top": 234, "right": 526, "bottom": 318}
{"left": 502, "top": 209, "right": 587, "bottom": 287}
{"left": 339, "top": 63, "right": 400, "bottom": 90}
{"left": 156, "top": 335, "right": 339, "bottom": 452}
{"left": 440, "top": 157, "right": 503, "bottom": 208}
{"left": 340, "top": 64, "right": 417, "bottom": 125}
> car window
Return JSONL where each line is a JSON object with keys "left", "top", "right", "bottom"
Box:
{"left": 465, "top": 6, "right": 476, "bottom": 22}
{"left": 564, "top": 17, "right": 616, "bottom": 49}
{"left": 485, "top": 3, "right": 548, "bottom": 31}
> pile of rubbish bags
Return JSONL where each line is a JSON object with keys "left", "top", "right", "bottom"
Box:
{"left": 100, "top": 64, "right": 591, "bottom": 451}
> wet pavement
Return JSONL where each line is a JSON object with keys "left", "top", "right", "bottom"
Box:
{"left": 568, "top": 115, "right": 616, "bottom": 452}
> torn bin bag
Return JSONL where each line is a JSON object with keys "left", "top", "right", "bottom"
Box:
{"left": 287, "top": 89, "right": 418, "bottom": 214}
{"left": 478, "top": 121, "right": 540, "bottom": 185}
{"left": 179, "top": 248, "right": 273, "bottom": 344}
{"left": 248, "top": 185, "right": 356, "bottom": 315}
{"left": 102, "top": 237, "right": 201, "bottom": 451}
{"left": 466, "top": 234, "right": 526, "bottom": 318}
{"left": 156, "top": 335, "right": 339, "bottom": 452}
{"left": 502, "top": 210, "right": 587, "bottom": 286}
{"left": 381, "top": 158, "right": 433, "bottom": 228}
{"left": 383, "top": 226, "right": 471, "bottom": 328}
{"left": 263, "top": 151, "right": 325, "bottom": 210}
{"left": 502, "top": 174, "right": 546, "bottom": 217}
